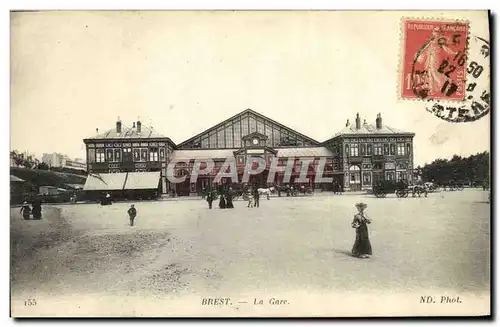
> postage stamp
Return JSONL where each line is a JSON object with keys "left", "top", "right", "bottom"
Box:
{"left": 401, "top": 19, "right": 469, "bottom": 101}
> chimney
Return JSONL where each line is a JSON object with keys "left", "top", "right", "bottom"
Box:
{"left": 116, "top": 117, "right": 122, "bottom": 134}
{"left": 363, "top": 119, "right": 367, "bottom": 125}
{"left": 137, "top": 120, "right": 142, "bottom": 133}
{"left": 345, "top": 119, "right": 350, "bottom": 127}
{"left": 376, "top": 113, "right": 382, "bottom": 129}
{"left": 132, "top": 121, "right": 136, "bottom": 128}
{"left": 355, "top": 113, "right": 361, "bottom": 129}
{"left": 96, "top": 128, "right": 99, "bottom": 134}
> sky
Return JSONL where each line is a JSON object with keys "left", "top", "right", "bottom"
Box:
{"left": 10, "top": 10, "right": 490, "bottom": 166}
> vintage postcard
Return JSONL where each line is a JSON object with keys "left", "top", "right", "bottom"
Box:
{"left": 10, "top": 10, "right": 491, "bottom": 317}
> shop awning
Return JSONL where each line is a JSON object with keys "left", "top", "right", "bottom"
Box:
{"left": 124, "top": 171, "right": 161, "bottom": 190}
{"left": 83, "top": 173, "right": 127, "bottom": 191}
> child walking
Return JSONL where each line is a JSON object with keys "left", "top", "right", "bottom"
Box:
{"left": 128, "top": 204, "right": 137, "bottom": 226}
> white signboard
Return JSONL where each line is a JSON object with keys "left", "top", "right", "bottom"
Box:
{"left": 247, "top": 149, "right": 264, "bottom": 155}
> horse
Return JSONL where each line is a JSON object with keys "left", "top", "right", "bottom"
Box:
{"left": 258, "top": 187, "right": 275, "bottom": 200}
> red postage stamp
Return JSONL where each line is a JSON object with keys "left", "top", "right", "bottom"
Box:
{"left": 401, "top": 19, "right": 469, "bottom": 101}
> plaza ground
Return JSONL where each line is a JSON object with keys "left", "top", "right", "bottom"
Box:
{"left": 10, "top": 189, "right": 490, "bottom": 317}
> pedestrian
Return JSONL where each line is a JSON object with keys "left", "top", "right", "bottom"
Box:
{"left": 351, "top": 202, "right": 372, "bottom": 258}
{"left": 219, "top": 192, "right": 226, "bottom": 209}
{"left": 226, "top": 187, "right": 234, "bottom": 209}
{"left": 253, "top": 187, "right": 260, "bottom": 208}
{"left": 20, "top": 201, "right": 31, "bottom": 220}
{"left": 201, "top": 187, "right": 206, "bottom": 200}
{"left": 247, "top": 189, "right": 254, "bottom": 208}
{"left": 32, "top": 199, "right": 42, "bottom": 220}
{"left": 127, "top": 204, "right": 137, "bottom": 226}
{"left": 207, "top": 190, "right": 214, "bottom": 209}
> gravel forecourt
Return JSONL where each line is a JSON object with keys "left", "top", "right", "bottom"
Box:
{"left": 10, "top": 189, "right": 490, "bottom": 317}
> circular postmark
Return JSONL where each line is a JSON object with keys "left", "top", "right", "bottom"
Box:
{"left": 410, "top": 27, "right": 490, "bottom": 123}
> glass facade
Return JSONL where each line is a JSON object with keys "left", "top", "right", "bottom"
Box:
{"left": 178, "top": 112, "right": 319, "bottom": 149}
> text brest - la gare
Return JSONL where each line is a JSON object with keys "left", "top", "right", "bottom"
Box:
{"left": 82, "top": 109, "right": 415, "bottom": 197}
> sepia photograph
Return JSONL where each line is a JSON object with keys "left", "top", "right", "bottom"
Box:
{"left": 9, "top": 10, "right": 491, "bottom": 317}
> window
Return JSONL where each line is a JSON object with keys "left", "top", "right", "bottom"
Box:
{"left": 373, "top": 163, "right": 383, "bottom": 170}
{"left": 225, "top": 125, "right": 234, "bottom": 148}
{"left": 141, "top": 149, "right": 148, "bottom": 161}
{"left": 360, "top": 144, "right": 366, "bottom": 156}
{"left": 123, "top": 148, "right": 132, "bottom": 162}
{"left": 406, "top": 143, "right": 411, "bottom": 156}
{"left": 397, "top": 143, "right": 405, "bottom": 156}
{"left": 265, "top": 125, "right": 272, "bottom": 147}
{"left": 257, "top": 120, "right": 264, "bottom": 134}
{"left": 160, "top": 148, "right": 165, "bottom": 160}
{"left": 396, "top": 162, "right": 408, "bottom": 170}
{"left": 149, "top": 147, "right": 159, "bottom": 161}
{"left": 249, "top": 117, "right": 256, "bottom": 133}
{"left": 367, "top": 144, "right": 373, "bottom": 155}
{"left": 133, "top": 149, "right": 141, "bottom": 161}
{"left": 106, "top": 149, "right": 113, "bottom": 162}
{"left": 201, "top": 137, "right": 209, "bottom": 148}
{"left": 234, "top": 122, "right": 242, "bottom": 148}
{"left": 96, "top": 149, "right": 105, "bottom": 163}
{"left": 396, "top": 171, "right": 407, "bottom": 181}
{"left": 114, "top": 149, "right": 121, "bottom": 162}
{"left": 390, "top": 144, "right": 396, "bottom": 155}
{"left": 374, "top": 144, "right": 383, "bottom": 155}
{"left": 217, "top": 128, "right": 225, "bottom": 148}
{"left": 209, "top": 134, "right": 216, "bottom": 148}
{"left": 385, "top": 171, "right": 395, "bottom": 181}
{"left": 363, "top": 172, "right": 371, "bottom": 185}
{"left": 241, "top": 117, "right": 249, "bottom": 136}
{"left": 349, "top": 144, "right": 359, "bottom": 157}
{"left": 384, "top": 144, "right": 390, "bottom": 155}
{"left": 345, "top": 144, "right": 349, "bottom": 156}
{"left": 87, "top": 149, "right": 95, "bottom": 163}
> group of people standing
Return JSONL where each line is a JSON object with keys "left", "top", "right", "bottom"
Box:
{"left": 205, "top": 186, "right": 235, "bottom": 209}
{"left": 20, "top": 199, "right": 43, "bottom": 220}
{"left": 203, "top": 185, "right": 261, "bottom": 209}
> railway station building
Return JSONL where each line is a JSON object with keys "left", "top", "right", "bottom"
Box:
{"left": 82, "top": 109, "right": 415, "bottom": 196}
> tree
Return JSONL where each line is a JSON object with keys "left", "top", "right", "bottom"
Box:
{"left": 23, "top": 155, "right": 36, "bottom": 169}
{"left": 13, "top": 152, "right": 25, "bottom": 167}
{"left": 420, "top": 152, "right": 489, "bottom": 185}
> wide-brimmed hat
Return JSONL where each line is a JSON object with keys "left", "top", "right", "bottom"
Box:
{"left": 355, "top": 202, "right": 367, "bottom": 210}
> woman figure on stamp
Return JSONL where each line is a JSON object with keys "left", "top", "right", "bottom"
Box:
{"left": 416, "top": 27, "right": 458, "bottom": 96}
{"left": 351, "top": 202, "right": 372, "bottom": 258}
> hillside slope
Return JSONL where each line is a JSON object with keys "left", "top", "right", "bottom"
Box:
{"left": 10, "top": 167, "right": 86, "bottom": 189}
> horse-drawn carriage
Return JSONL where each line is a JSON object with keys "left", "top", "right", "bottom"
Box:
{"left": 372, "top": 180, "right": 428, "bottom": 198}
{"left": 275, "top": 184, "right": 313, "bottom": 196}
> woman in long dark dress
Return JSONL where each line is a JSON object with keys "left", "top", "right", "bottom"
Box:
{"left": 225, "top": 188, "right": 234, "bottom": 209}
{"left": 351, "top": 202, "right": 372, "bottom": 258}
{"left": 219, "top": 193, "right": 226, "bottom": 209}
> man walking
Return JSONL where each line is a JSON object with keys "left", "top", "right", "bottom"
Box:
{"left": 253, "top": 187, "right": 260, "bottom": 208}
{"left": 206, "top": 190, "right": 214, "bottom": 209}
{"left": 127, "top": 204, "right": 137, "bottom": 226}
